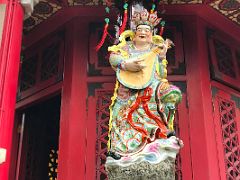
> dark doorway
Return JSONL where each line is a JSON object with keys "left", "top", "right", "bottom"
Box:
{"left": 17, "top": 95, "right": 61, "bottom": 180}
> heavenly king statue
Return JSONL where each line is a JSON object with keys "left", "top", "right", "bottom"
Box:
{"left": 105, "top": 4, "right": 183, "bottom": 180}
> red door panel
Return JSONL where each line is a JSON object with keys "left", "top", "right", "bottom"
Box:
{"left": 212, "top": 83, "right": 240, "bottom": 180}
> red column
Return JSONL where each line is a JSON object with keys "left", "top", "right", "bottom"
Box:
{"left": 0, "top": 0, "right": 23, "bottom": 179}
{"left": 184, "top": 17, "right": 220, "bottom": 180}
{"left": 57, "top": 18, "right": 88, "bottom": 180}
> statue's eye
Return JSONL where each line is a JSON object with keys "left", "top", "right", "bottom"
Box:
{"left": 137, "top": 28, "right": 150, "bottom": 33}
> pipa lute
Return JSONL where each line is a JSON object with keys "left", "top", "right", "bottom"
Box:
{"left": 116, "top": 47, "right": 162, "bottom": 89}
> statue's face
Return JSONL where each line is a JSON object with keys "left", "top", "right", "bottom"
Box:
{"left": 134, "top": 25, "right": 152, "bottom": 45}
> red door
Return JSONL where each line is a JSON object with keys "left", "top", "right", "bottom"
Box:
{"left": 212, "top": 83, "right": 240, "bottom": 180}
{"left": 208, "top": 30, "right": 240, "bottom": 180}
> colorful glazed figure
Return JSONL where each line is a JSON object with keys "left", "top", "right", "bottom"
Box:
{"left": 105, "top": 7, "right": 183, "bottom": 180}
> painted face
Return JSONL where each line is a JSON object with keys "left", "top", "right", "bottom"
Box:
{"left": 140, "top": 10, "right": 149, "bottom": 21}
{"left": 132, "top": 12, "right": 141, "bottom": 22}
{"left": 134, "top": 25, "right": 153, "bottom": 45}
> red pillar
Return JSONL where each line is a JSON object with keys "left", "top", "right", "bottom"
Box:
{"left": 184, "top": 17, "right": 220, "bottom": 180}
{"left": 0, "top": 0, "right": 23, "bottom": 179}
{"left": 57, "top": 18, "right": 88, "bottom": 180}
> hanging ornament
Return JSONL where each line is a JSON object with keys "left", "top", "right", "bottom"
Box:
{"left": 150, "top": 3, "right": 156, "bottom": 13}
{"left": 96, "top": 18, "right": 110, "bottom": 51}
{"left": 105, "top": 6, "right": 110, "bottom": 13}
{"left": 96, "top": 2, "right": 112, "bottom": 51}
{"left": 119, "top": 2, "right": 128, "bottom": 35}
{"left": 159, "top": 20, "right": 165, "bottom": 36}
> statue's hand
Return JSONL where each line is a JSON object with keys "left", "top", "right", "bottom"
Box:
{"left": 124, "top": 58, "right": 146, "bottom": 72}
{"left": 158, "top": 38, "right": 174, "bottom": 59}
{"left": 158, "top": 44, "right": 167, "bottom": 59}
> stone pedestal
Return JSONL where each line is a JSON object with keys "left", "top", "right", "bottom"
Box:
{"left": 105, "top": 137, "right": 183, "bottom": 180}
{"left": 106, "top": 157, "right": 175, "bottom": 180}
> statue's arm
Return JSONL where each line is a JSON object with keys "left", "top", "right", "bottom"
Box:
{"left": 109, "top": 53, "right": 124, "bottom": 69}
{"left": 110, "top": 53, "right": 145, "bottom": 72}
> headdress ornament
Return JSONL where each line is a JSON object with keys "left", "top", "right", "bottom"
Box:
{"left": 131, "top": 8, "right": 162, "bottom": 30}
{"left": 96, "top": 1, "right": 166, "bottom": 51}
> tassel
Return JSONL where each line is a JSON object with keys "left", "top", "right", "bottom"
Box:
{"left": 150, "top": 4, "right": 156, "bottom": 13}
{"left": 119, "top": 2, "right": 128, "bottom": 35}
{"left": 160, "top": 26, "right": 164, "bottom": 36}
{"left": 96, "top": 18, "right": 109, "bottom": 51}
{"left": 159, "top": 20, "right": 165, "bottom": 36}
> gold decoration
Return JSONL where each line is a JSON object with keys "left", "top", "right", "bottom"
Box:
{"left": 210, "top": 0, "right": 240, "bottom": 25}
{"left": 48, "top": 149, "right": 58, "bottom": 180}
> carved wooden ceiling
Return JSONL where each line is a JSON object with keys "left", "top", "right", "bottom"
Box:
{"left": 23, "top": 0, "right": 240, "bottom": 33}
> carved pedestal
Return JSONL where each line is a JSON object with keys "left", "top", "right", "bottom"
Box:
{"left": 106, "top": 157, "right": 175, "bottom": 180}
{"left": 105, "top": 137, "right": 182, "bottom": 180}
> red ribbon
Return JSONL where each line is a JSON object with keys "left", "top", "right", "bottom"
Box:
{"left": 96, "top": 24, "right": 109, "bottom": 51}
{"left": 127, "top": 87, "right": 167, "bottom": 142}
{"left": 119, "top": 10, "right": 128, "bottom": 35}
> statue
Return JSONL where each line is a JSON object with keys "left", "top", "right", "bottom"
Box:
{"left": 105, "top": 4, "right": 183, "bottom": 180}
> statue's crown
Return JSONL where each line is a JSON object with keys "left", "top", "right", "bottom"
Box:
{"left": 131, "top": 9, "right": 161, "bottom": 29}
